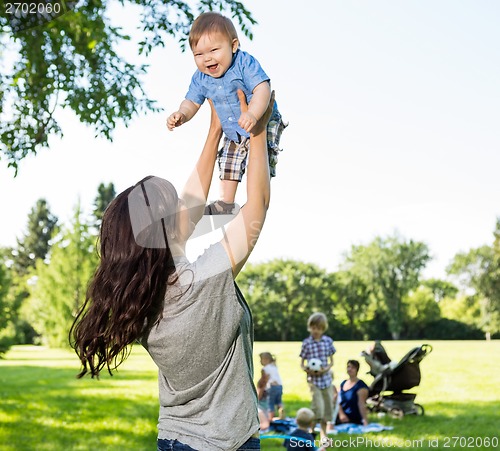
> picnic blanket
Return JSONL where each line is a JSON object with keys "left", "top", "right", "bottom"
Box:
{"left": 328, "top": 423, "right": 394, "bottom": 434}
{"left": 262, "top": 424, "right": 395, "bottom": 451}
{"left": 264, "top": 419, "right": 393, "bottom": 436}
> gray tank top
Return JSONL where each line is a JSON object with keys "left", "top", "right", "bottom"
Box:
{"left": 142, "top": 243, "right": 259, "bottom": 450}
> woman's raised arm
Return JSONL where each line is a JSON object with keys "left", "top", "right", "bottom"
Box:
{"left": 220, "top": 90, "right": 275, "bottom": 276}
{"left": 181, "top": 100, "right": 222, "bottom": 225}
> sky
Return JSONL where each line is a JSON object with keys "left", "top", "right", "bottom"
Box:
{"left": 1, "top": 0, "right": 499, "bottom": 279}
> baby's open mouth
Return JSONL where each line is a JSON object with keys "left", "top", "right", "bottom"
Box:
{"left": 207, "top": 64, "right": 218, "bottom": 71}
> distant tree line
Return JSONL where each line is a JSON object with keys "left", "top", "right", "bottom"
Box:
{"left": 1, "top": 187, "right": 499, "bottom": 355}
{"left": 239, "top": 228, "right": 500, "bottom": 341}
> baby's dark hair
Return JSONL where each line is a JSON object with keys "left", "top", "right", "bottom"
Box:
{"left": 189, "top": 12, "right": 238, "bottom": 50}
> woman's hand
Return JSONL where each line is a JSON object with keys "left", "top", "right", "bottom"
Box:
{"left": 180, "top": 99, "right": 222, "bottom": 226}
{"left": 219, "top": 90, "right": 273, "bottom": 276}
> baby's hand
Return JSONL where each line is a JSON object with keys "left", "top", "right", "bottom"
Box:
{"left": 238, "top": 111, "right": 257, "bottom": 133}
{"left": 167, "top": 111, "right": 186, "bottom": 130}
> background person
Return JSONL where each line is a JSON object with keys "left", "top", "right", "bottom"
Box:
{"left": 337, "top": 360, "right": 370, "bottom": 426}
{"left": 259, "top": 352, "right": 284, "bottom": 421}
{"left": 257, "top": 357, "right": 270, "bottom": 427}
{"left": 299, "top": 312, "right": 336, "bottom": 442}
{"left": 71, "top": 92, "right": 275, "bottom": 451}
{"left": 167, "top": 12, "right": 286, "bottom": 215}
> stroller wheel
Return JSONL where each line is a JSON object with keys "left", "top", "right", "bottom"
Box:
{"left": 414, "top": 403, "right": 425, "bottom": 416}
{"left": 389, "top": 407, "right": 404, "bottom": 419}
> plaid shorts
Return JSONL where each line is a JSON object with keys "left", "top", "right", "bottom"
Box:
{"left": 218, "top": 111, "right": 287, "bottom": 181}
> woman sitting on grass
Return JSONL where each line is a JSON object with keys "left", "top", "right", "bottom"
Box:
{"left": 337, "top": 360, "right": 370, "bottom": 426}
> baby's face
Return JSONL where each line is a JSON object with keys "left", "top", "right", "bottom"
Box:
{"left": 192, "top": 32, "right": 238, "bottom": 78}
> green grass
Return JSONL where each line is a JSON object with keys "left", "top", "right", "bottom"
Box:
{"left": 255, "top": 341, "right": 500, "bottom": 450}
{"left": 0, "top": 341, "right": 499, "bottom": 450}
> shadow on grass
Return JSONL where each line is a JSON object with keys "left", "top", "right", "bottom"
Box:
{"left": 0, "top": 365, "right": 158, "bottom": 451}
{"left": 2, "top": 364, "right": 499, "bottom": 451}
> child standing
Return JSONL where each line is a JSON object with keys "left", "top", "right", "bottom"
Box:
{"left": 299, "top": 312, "right": 336, "bottom": 443}
{"left": 259, "top": 352, "right": 284, "bottom": 421}
{"left": 167, "top": 12, "right": 286, "bottom": 215}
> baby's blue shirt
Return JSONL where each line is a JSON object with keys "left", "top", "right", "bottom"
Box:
{"left": 185, "top": 50, "right": 271, "bottom": 142}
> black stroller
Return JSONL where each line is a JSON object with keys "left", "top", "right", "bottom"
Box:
{"left": 361, "top": 341, "right": 433, "bottom": 418}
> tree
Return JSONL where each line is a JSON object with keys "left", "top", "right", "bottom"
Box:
{"left": 238, "top": 259, "right": 333, "bottom": 341}
{"left": 93, "top": 182, "right": 116, "bottom": 227}
{"left": 439, "top": 294, "right": 482, "bottom": 329}
{"left": 447, "top": 245, "right": 493, "bottom": 294}
{"left": 342, "top": 234, "right": 431, "bottom": 339}
{"left": 0, "top": 251, "right": 14, "bottom": 355}
{"left": 447, "top": 236, "right": 500, "bottom": 337}
{"left": 3, "top": 199, "right": 58, "bottom": 345}
{"left": 12, "top": 199, "right": 58, "bottom": 276}
{"left": 333, "top": 271, "right": 371, "bottom": 340}
{"left": 421, "top": 278, "right": 458, "bottom": 302}
{"left": 403, "top": 286, "right": 441, "bottom": 338}
{"left": 1, "top": 0, "right": 255, "bottom": 173}
{"left": 26, "top": 202, "right": 98, "bottom": 347}
{"left": 481, "top": 218, "right": 500, "bottom": 334}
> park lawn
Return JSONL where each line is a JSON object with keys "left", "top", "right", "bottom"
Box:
{"left": 0, "top": 341, "right": 498, "bottom": 450}
{"left": 255, "top": 340, "right": 500, "bottom": 450}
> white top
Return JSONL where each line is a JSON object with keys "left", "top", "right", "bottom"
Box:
{"left": 263, "top": 363, "right": 282, "bottom": 386}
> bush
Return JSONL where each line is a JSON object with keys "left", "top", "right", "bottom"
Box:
{"left": 0, "top": 323, "right": 16, "bottom": 357}
{"left": 361, "top": 314, "right": 393, "bottom": 341}
{"left": 424, "top": 318, "right": 484, "bottom": 339}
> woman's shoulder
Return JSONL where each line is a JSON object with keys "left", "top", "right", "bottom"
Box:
{"left": 173, "top": 243, "right": 233, "bottom": 290}
{"left": 192, "top": 242, "right": 232, "bottom": 279}
{"left": 356, "top": 379, "right": 369, "bottom": 390}
{"left": 163, "top": 243, "right": 240, "bottom": 315}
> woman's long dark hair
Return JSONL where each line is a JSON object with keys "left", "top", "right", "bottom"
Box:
{"left": 70, "top": 176, "right": 178, "bottom": 378}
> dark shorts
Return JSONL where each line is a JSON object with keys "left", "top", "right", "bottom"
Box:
{"left": 157, "top": 437, "right": 260, "bottom": 450}
{"left": 218, "top": 111, "right": 287, "bottom": 181}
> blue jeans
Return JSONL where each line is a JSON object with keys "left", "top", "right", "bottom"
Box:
{"left": 268, "top": 385, "right": 283, "bottom": 412}
{"left": 157, "top": 437, "right": 260, "bottom": 450}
